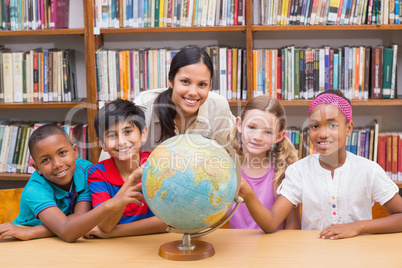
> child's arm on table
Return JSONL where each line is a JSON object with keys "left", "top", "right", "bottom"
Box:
{"left": 0, "top": 223, "right": 55, "bottom": 241}
{"left": 0, "top": 201, "right": 94, "bottom": 241}
{"left": 319, "top": 194, "right": 402, "bottom": 240}
{"left": 239, "top": 178, "right": 295, "bottom": 233}
{"left": 38, "top": 184, "right": 143, "bottom": 242}
{"left": 284, "top": 205, "right": 301, "bottom": 230}
{"left": 85, "top": 216, "right": 167, "bottom": 239}
{"left": 95, "top": 165, "right": 144, "bottom": 233}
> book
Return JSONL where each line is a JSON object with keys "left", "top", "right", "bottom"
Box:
{"left": 398, "top": 133, "right": 402, "bottom": 181}
{"left": 372, "top": 120, "right": 379, "bottom": 163}
{"left": 381, "top": 47, "right": 393, "bottom": 98}
{"left": 232, "top": 48, "right": 238, "bottom": 100}
{"left": 327, "top": 0, "right": 340, "bottom": 24}
{"left": 385, "top": 133, "right": 392, "bottom": 178}
{"left": 227, "top": 48, "right": 233, "bottom": 100}
{"left": 219, "top": 47, "right": 227, "bottom": 99}
{"left": 12, "top": 52, "right": 24, "bottom": 103}
{"left": 2, "top": 52, "right": 14, "bottom": 103}
{"left": 350, "top": 129, "right": 359, "bottom": 155}
{"left": 53, "top": 0, "right": 70, "bottom": 29}
{"left": 6, "top": 125, "right": 19, "bottom": 173}
{"left": 370, "top": 46, "right": 383, "bottom": 99}
{"left": 363, "top": 47, "right": 370, "bottom": 100}
{"left": 11, "top": 125, "right": 24, "bottom": 173}
{"left": 0, "top": 125, "right": 11, "bottom": 173}
{"left": 391, "top": 133, "right": 398, "bottom": 181}
{"left": 16, "top": 125, "right": 29, "bottom": 173}
{"left": 368, "top": 127, "right": 374, "bottom": 161}
{"left": 390, "top": 44, "right": 398, "bottom": 99}
{"left": 21, "top": 126, "right": 34, "bottom": 173}
{"left": 377, "top": 133, "right": 386, "bottom": 171}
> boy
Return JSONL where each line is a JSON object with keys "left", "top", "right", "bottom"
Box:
{"left": 0, "top": 124, "right": 143, "bottom": 242}
{"left": 85, "top": 99, "right": 166, "bottom": 238}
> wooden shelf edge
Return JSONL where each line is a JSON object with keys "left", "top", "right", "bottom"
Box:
{"left": 0, "top": 29, "right": 85, "bottom": 36}
{"left": 100, "top": 26, "right": 246, "bottom": 34}
{"left": 0, "top": 173, "right": 30, "bottom": 181}
{"left": 0, "top": 99, "right": 88, "bottom": 109}
{"left": 252, "top": 25, "right": 402, "bottom": 31}
{"left": 229, "top": 100, "right": 248, "bottom": 106}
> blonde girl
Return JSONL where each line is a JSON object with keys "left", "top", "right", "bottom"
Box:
{"left": 229, "top": 96, "right": 301, "bottom": 230}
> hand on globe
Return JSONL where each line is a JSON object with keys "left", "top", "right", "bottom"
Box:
{"left": 126, "top": 164, "right": 145, "bottom": 186}
{"left": 238, "top": 177, "right": 255, "bottom": 201}
{"left": 106, "top": 183, "right": 144, "bottom": 212}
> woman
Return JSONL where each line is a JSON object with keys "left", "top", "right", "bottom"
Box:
{"left": 99, "top": 46, "right": 234, "bottom": 159}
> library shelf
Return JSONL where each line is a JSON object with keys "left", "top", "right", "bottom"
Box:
{"left": 99, "top": 26, "right": 246, "bottom": 34}
{"left": 0, "top": 99, "right": 88, "bottom": 109}
{"left": 252, "top": 25, "right": 402, "bottom": 32}
{"left": 0, "top": 173, "right": 30, "bottom": 181}
{"left": 0, "top": 29, "right": 85, "bottom": 36}
{"left": 228, "top": 100, "right": 249, "bottom": 106}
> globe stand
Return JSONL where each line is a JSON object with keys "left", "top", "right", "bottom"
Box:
{"left": 158, "top": 233, "right": 215, "bottom": 261}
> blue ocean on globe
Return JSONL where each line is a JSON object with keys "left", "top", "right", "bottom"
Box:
{"left": 142, "top": 134, "right": 237, "bottom": 231}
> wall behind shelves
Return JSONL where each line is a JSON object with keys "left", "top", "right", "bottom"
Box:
{"left": 69, "top": 0, "right": 84, "bottom": 28}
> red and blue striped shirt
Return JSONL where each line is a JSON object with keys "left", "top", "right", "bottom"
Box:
{"left": 88, "top": 152, "right": 153, "bottom": 224}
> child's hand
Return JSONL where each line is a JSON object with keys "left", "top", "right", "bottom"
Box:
{"left": 318, "top": 222, "right": 361, "bottom": 240}
{"left": 84, "top": 226, "right": 110, "bottom": 239}
{"left": 126, "top": 164, "right": 144, "bottom": 186}
{"left": 238, "top": 177, "right": 255, "bottom": 201}
{"left": 106, "top": 183, "right": 144, "bottom": 211}
{"left": 0, "top": 222, "right": 32, "bottom": 241}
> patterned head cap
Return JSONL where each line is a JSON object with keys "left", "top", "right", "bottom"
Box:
{"left": 308, "top": 93, "right": 352, "bottom": 122}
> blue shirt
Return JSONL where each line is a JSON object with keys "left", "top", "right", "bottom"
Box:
{"left": 13, "top": 158, "right": 92, "bottom": 226}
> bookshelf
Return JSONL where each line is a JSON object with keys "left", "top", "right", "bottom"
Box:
{"left": 0, "top": 1, "right": 92, "bottom": 183}
{"left": 1, "top": 0, "right": 402, "bottom": 187}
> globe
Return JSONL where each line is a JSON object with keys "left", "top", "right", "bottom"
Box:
{"left": 142, "top": 134, "right": 238, "bottom": 232}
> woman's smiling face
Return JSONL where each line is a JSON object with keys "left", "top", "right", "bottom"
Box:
{"left": 169, "top": 61, "right": 212, "bottom": 120}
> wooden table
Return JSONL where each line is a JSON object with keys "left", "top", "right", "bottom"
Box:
{"left": 1, "top": 229, "right": 402, "bottom": 267}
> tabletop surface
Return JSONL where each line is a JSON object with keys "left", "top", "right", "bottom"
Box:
{"left": 1, "top": 229, "right": 402, "bottom": 267}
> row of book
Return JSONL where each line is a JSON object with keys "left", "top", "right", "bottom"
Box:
{"left": 0, "top": 47, "right": 77, "bottom": 104}
{"left": 0, "top": 120, "right": 88, "bottom": 174}
{"left": 286, "top": 122, "right": 402, "bottom": 181}
{"left": 94, "top": 0, "right": 246, "bottom": 29}
{"left": 95, "top": 46, "right": 248, "bottom": 102}
{"left": 253, "top": 0, "right": 402, "bottom": 25}
{"left": 253, "top": 44, "right": 398, "bottom": 100}
{"left": 1, "top": 0, "right": 70, "bottom": 31}
{"left": 96, "top": 47, "right": 175, "bottom": 101}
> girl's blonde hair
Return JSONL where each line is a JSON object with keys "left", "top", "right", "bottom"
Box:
{"left": 230, "top": 96, "right": 298, "bottom": 191}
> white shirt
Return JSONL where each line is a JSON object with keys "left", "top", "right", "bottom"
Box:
{"left": 277, "top": 152, "right": 398, "bottom": 230}
{"left": 134, "top": 88, "right": 235, "bottom": 152}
